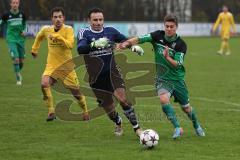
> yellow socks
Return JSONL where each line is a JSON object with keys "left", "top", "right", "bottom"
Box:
{"left": 42, "top": 87, "right": 54, "bottom": 114}
{"left": 220, "top": 40, "right": 230, "bottom": 54}
{"left": 78, "top": 95, "right": 88, "bottom": 113}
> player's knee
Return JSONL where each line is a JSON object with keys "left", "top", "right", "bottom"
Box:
{"left": 115, "top": 93, "right": 128, "bottom": 106}
{"left": 181, "top": 104, "right": 191, "bottom": 113}
{"left": 159, "top": 95, "right": 170, "bottom": 104}
{"left": 13, "top": 58, "right": 20, "bottom": 64}
{"left": 41, "top": 82, "right": 50, "bottom": 88}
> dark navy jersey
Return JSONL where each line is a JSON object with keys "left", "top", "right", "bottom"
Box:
{"left": 77, "top": 26, "right": 127, "bottom": 80}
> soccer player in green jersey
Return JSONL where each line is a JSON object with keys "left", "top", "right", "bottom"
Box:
{"left": 0, "top": 0, "right": 26, "bottom": 85}
{"left": 118, "top": 14, "right": 205, "bottom": 139}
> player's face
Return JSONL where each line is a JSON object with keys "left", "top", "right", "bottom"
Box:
{"left": 52, "top": 11, "right": 65, "bottom": 29}
{"left": 222, "top": 6, "right": 228, "bottom": 13}
{"left": 164, "top": 22, "right": 177, "bottom": 37}
{"left": 10, "top": 0, "right": 20, "bottom": 11}
{"left": 89, "top": 12, "right": 104, "bottom": 31}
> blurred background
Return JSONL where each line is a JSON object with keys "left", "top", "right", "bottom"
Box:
{"left": 1, "top": 0, "right": 240, "bottom": 21}
{"left": 1, "top": 0, "right": 240, "bottom": 37}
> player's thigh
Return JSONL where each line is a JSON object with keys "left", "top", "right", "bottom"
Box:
{"left": 17, "top": 42, "right": 26, "bottom": 59}
{"left": 92, "top": 88, "right": 114, "bottom": 108}
{"left": 111, "top": 65, "right": 125, "bottom": 90}
{"left": 172, "top": 81, "right": 189, "bottom": 106}
{"left": 221, "top": 30, "right": 230, "bottom": 40}
{"left": 7, "top": 42, "right": 19, "bottom": 59}
{"left": 156, "top": 80, "right": 174, "bottom": 95}
{"left": 156, "top": 80, "right": 173, "bottom": 104}
{"left": 62, "top": 71, "right": 80, "bottom": 90}
{"left": 41, "top": 75, "right": 56, "bottom": 87}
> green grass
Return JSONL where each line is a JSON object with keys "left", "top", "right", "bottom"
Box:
{"left": 0, "top": 37, "right": 240, "bottom": 160}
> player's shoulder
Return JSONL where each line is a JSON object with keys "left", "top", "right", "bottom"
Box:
{"left": 227, "top": 12, "right": 233, "bottom": 17}
{"left": 77, "top": 27, "right": 91, "bottom": 39}
{"left": 78, "top": 27, "right": 90, "bottom": 33}
{"left": 151, "top": 30, "right": 165, "bottom": 40}
{"left": 19, "top": 11, "right": 26, "bottom": 16}
{"left": 63, "top": 24, "right": 74, "bottom": 31}
{"left": 64, "top": 24, "right": 73, "bottom": 29}
{"left": 177, "top": 36, "right": 186, "bottom": 46}
{"left": 1, "top": 11, "right": 10, "bottom": 19}
{"left": 152, "top": 30, "right": 165, "bottom": 35}
{"left": 175, "top": 36, "right": 187, "bottom": 52}
{"left": 40, "top": 25, "right": 53, "bottom": 31}
{"left": 104, "top": 26, "right": 119, "bottom": 33}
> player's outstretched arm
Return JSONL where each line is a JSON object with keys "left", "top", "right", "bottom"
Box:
{"left": 117, "top": 37, "right": 144, "bottom": 56}
{"left": 118, "top": 37, "right": 139, "bottom": 49}
{"left": 31, "top": 27, "right": 46, "bottom": 57}
{"left": 212, "top": 14, "right": 221, "bottom": 33}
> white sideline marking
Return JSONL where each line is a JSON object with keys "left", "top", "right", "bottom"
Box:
{"left": 191, "top": 97, "right": 240, "bottom": 107}
{"left": 136, "top": 96, "right": 240, "bottom": 112}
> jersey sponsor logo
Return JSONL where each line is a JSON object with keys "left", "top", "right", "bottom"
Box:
{"left": 89, "top": 48, "right": 113, "bottom": 57}
{"left": 9, "top": 20, "right": 22, "bottom": 26}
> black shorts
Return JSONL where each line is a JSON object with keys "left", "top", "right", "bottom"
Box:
{"left": 89, "top": 67, "right": 125, "bottom": 107}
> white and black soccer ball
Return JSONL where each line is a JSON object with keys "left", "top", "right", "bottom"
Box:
{"left": 140, "top": 129, "right": 159, "bottom": 149}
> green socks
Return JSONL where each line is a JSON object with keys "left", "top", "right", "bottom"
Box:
{"left": 162, "top": 104, "right": 180, "bottom": 128}
{"left": 186, "top": 107, "right": 200, "bottom": 129}
{"left": 14, "top": 63, "right": 21, "bottom": 81}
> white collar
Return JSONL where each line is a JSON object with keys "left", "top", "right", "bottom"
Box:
{"left": 89, "top": 26, "right": 103, "bottom": 33}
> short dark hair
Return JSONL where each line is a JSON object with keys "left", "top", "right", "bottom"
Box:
{"left": 51, "top": 7, "right": 65, "bottom": 17}
{"left": 164, "top": 14, "right": 178, "bottom": 26}
{"left": 88, "top": 7, "right": 103, "bottom": 19}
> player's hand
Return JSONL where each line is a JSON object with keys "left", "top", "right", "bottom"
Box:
{"left": 21, "top": 32, "right": 26, "bottom": 37}
{"left": 31, "top": 52, "right": 37, "bottom": 58}
{"left": 118, "top": 41, "right": 132, "bottom": 49}
{"left": 131, "top": 45, "right": 144, "bottom": 56}
{"left": 163, "top": 46, "right": 169, "bottom": 58}
{"left": 231, "top": 31, "right": 236, "bottom": 36}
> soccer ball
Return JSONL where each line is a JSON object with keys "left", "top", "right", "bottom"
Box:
{"left": 139, "top": 129, "right": 159, "bottom": 149}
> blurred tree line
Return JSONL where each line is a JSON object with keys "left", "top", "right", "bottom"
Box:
{"left": 0, "top": 0, "right": 240, "bottom": 22}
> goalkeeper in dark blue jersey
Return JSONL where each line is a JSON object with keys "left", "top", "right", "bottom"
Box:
{"left": 77, "top": 7, "right": 142, "bottom": 137}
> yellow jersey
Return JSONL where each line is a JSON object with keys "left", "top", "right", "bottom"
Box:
{"left": 32, "top": 24, "right": 75, "bottom": 74}
{"left": 213, "top": 12, "right": 236, "bottom": 38}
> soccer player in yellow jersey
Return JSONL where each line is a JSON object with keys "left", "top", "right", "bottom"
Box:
{"left": 212, "top": 5, "right": 236, "bottom": 55}
{"left": 31, "top": 7, "right": 89, "bottom": 121}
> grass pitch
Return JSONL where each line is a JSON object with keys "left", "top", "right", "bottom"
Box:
{"left": 0, "top": 37, "right": 240, "bottom": 160}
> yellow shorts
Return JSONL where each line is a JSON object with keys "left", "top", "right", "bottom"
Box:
{"left": 220, "top": 30, "right": 230, "bottom": 40}
{"left": 43, "top": 68, "right": 79, "bottom": 89}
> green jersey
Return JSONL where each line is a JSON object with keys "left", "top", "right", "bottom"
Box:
{"left": 138, "top": 30, "right": 187, "bottom": 81}
{"left": 0, "top": 10, "right": 26, "bottom": 43}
